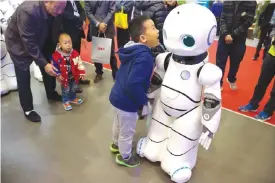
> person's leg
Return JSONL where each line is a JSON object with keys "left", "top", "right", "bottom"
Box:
{"left": 110, "top": 108, "right": 120, "bottom": 153}
{"left": 61, "top": 84, "right": 72, "bottom": 111}
{"left": 115, "top": 109, "right": 140, "bottom": 167}
{"left": 69, "top": 79, "right": 83, "bottom": 104}
{"left": 262, "top": 78, "right": 275, "bottom": 117}
{"left": 227, "top": 42, "right": 246, "bottom": 90}
{"left": 73, "top": 37, "right": 90, "bottom": 87}
{"left": 110, "top": 38, "right": 118, "bottom": 80}
{"left": 39, "top": 66, "right": 61, "bottom": 101}
{"left": 14, "top": 65, "right": 41, "bottom": 122}
{"left": 117, "top": 28, "right": 130, "bottom": 48}
{"left": 239, "top": 53, "right": 275, "bottom": 112}
{"left": 216, "top": 39, "right": 229, "bottom": 87}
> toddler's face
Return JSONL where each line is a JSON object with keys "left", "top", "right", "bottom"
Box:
{"left": 59, "top": 35, "right": 72, "bottom": 53}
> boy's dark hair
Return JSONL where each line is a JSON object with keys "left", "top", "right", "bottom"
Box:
{"left": 129, "top": 15, "right": 151, "bottom": 43}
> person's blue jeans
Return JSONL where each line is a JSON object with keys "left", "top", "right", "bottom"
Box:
{"left": 61, "top": 79, "right": 77, "bottom": 104}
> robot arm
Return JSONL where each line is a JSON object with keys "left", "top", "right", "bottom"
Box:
{"left": 197, "top": 63, "right": 222, "bottom": 150}
{"left": 147, "top": 52, "right": 171, "bottom": 99}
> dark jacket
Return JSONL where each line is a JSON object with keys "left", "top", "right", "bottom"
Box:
{"left": 116, "top": 0, "right": 134, "bottom": 23}
{"left": 84, "top": 1, "right": 116, "bottom": 38}
{"left": 5, "top": 1, "right": 50, "bottom": 70}
{"left": 109, "top": 41, "right": 154, "bottom": 112}
{"left": 259, "top": 3, "right": 275, "bottom": 28}
{"left": 134, "top": 1, "right": 167, "bottom": 45}
{"left": 61, "top": 1, "right": 86, "bottom": 44}
{"left": 219, "top": 1, "right": 257, "bottom": 43}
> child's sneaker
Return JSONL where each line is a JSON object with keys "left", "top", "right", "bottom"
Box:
{"left": 110, "top": 143, "right": 119, "bottom": 153}
{"left": 63, "top": 103, "right": 72, "bottom": 111}
{"left": 239, "top": 103, "right": 258, "bottom": 112}
{"left": 115, "top": 154, "right": 140, "bottom": 168}
{"left": 70, "top": 98, "right": 83, "bottom": 104}
{"left": 255, "top": 111, "right": 272, "bottom": 121}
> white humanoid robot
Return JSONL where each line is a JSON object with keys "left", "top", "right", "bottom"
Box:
{"left": 1, "top": 31, "right": 17, "bottom": 95}
{"left": 137, "top": 4, "right": 222, "bottom": 183}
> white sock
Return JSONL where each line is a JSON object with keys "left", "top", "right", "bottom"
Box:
{"left": 25, "top": 110, "right": 33, "bottom": 115}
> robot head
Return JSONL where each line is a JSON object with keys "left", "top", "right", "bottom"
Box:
{"left": 163, "top": 3, "right": 217, "bottom": 56}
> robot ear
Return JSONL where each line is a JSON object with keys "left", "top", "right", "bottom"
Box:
{"left": 207, "top": 25, "right": 217, "bottom": 46}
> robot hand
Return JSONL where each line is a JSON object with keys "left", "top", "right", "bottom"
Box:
{"left": 141, "top": 101, "right": 152, "bottom": 116}
{"left": 199, "top": 125, "right": 214, "bottom": 150}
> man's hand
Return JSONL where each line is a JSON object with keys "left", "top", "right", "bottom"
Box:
{"left": 56, "top": 75, "right": 64, "bottom": 83}
{"left": 80, "top": 75, "right": 84, "bottom": 80}
{"left": 44, "top": 63, "right": 58, "bottom": 76}
{"left": 225, "top": 35, "right": 233, "bottom": 44}
{"left": 99, "top": 23, "right": 107, "bottom": 33}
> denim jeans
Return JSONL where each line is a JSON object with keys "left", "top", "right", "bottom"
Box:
{"left": 61, "top": 79, "right": 77, "bottom": 103}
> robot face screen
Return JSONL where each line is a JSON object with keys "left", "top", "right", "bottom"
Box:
{"left": 163, "top": 4, "right": 217, "bottom": 57}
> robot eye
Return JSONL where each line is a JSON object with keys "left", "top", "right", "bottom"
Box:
{"left": 182, "top": 35, "right": 195, "bottom": 47}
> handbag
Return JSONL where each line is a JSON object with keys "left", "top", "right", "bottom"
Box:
{"left": 115, "top": 6, "right": 128, "bottom": 29}
{"left": 91, "top": 33, "right": 112, "bottom": 64}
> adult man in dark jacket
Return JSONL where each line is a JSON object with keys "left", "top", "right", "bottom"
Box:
{"left": 216, "top": 1, "right": 257, "bottom": 90}
{"left": 5, "top": 1, "right": 66, "bottom": 122}
{"left": 42, "top": 0, "right": 90, "bottom": 94}
{"left": 84, "top": 1, "right": 118, "bottom": 83}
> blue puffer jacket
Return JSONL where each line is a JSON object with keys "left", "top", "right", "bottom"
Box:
{"left": 116, "top": 0, "right": 134, "bottom": 23}
{"left": 109, "top": 41, "right": 154, "bottom": 112}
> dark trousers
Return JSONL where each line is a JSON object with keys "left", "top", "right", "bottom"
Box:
{"left": 14, "top": 65, "right": 34, "bottom": 112}
{"left": 117, "top": 28, "right": 130, "bottom": 49}
{"left": 39, "top": 66, "right": 57, "bottom": 99}
{"left": 255, "top": 24, "right": 272, "bottom": 58}
{"left": 250, "top": 53, "right": 275, "bottom": 116}
{"left": 216, "top": 17, "right": 220, "bottom": 36}
{"left": 94, "top": 34, "right": 118, "bottom": 79}
{"left": 216, "top": 39, "right": 246, "bottom": 86}
{"left": 14, "top": 63, "right": 58, "bottom": 112}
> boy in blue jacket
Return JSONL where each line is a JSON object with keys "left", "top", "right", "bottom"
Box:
{"left": 109, "top": 15, "right": 159, "bottom": 167}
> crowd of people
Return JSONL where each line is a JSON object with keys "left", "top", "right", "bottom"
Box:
{"left": 2, "top": 0, "right": 275, "bottom": 167}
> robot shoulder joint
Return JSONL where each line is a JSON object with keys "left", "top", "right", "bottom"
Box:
{"left": 198, "top": 63, "right": 222, "bottom": 86}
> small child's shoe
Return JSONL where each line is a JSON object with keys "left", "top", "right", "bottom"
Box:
{"left": 110, "top": 143, "right": 119, "bottom": 153}
{"left": 63, "top": 103, "right": 72, "bottom": 111}
{"left": 115, "top": 154, "right": 140, "bottom": 168}
{"left": 255, "top": 111, "right": 272, "bottom": 122}
{"left": 70, "top": 98, "right": 84, "bottom": 104}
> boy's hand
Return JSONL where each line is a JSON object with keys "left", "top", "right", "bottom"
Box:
{"left": 56, "top": 75, "right": 64, "bottom": 83}
{"left": 80, "top": 75, "right": 84, "bottom": 80}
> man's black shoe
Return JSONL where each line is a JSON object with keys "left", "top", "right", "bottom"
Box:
{"left": 48, "top": 91, "right": 62, "bottom": 101}
{"left": 25, "top": 111, "right": 41, "bottom": 122}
